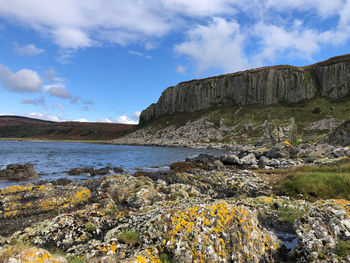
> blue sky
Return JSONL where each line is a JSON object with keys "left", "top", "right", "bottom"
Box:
{"left": 0, "top": 0, "right": 349, "bottom": 123}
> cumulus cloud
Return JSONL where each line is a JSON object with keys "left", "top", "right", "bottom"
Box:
{"left": 21, "top": 96, "right": 45, "bottom": 106}
{"left": 0, "top": 64, "right": 42, "bottom": 93}
{"left": 97, "top": 117, "right": 113, "bottom": 123}
{"left": 116, "top": 115, "right": 138, "bottom": 124}
{"left": 175, "top": 17, "right": 249, "bottom": 73}
{"left": 97, "top": 111, "right": 140, "bottom": 124}
{"left": 74, "top": 118, "right": 88, "bottom": 122}
{"left": 1, "top": 0, "right": 350, "bottom": 72}
{"left": 253, "top": 23, "right": 323, "bottom": 62}
{"left": 131, "top": 111, "right": 141, "bottom": 121}
{"left": 44, "top": 69, "right": 57, "bottom": 82}
{"left": 44, "top": 83, "right": 72, "bottom": 99}
{"left": 13, "top": 42, "right": 44, "bottom": 56}
{"left": 26, "top": 112, "right": 64, "bottom": 122}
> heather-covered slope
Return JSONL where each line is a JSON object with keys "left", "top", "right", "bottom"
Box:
{"left": 0, "top": 116, "right": 135, "bottom": 141}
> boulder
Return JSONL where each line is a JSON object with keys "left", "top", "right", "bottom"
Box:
{"left": 264, "top": 146, "right": 290, "bottom": 159}
{"left": 0, "top": 163, "right": 39, "bottom": 181}
{"left": 95, "top": 166, "right": 111, "bottom": 175}
{"left": 220, "top": 154, "right": 241, "bottom": 165}
{"left": 327, "top": 120, "right": 350, "bottom": 146}
{"left": 258, "top": 156, "right": 271, "bottom": 167}
{"left": 113, "top": 167, "right": 124, "bottom": 173}
{"left": 68, "top": 167, "right": 95, "bottom": 176}
{"left": 240, "top": 153, "right": 257, "bottom": 166}
{"left": 185, "top": 154, "right": 218, "bottom": 165}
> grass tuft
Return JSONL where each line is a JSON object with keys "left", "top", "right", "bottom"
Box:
{"left": 277, "top": 162, "right": 350, "bottom": 200}
{"left": 118, "top": 230, "right": 139, "bottom": 244}
{"left": 335, "top": 240, "right": 350, "bottom": 257}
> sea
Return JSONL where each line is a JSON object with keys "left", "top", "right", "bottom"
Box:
{"left": 0, "top": 140, "right": 225, "bottom": 188}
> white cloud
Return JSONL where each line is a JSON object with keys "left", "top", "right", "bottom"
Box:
{"left": 74, "top": 118, "right": 88, "bottom": 122}
{"left": 56, "top": 49, "right": 76, "bottom": 64}
{"left": 253, "top": 23, "right": 323, "bottom": 62}
{"left": 128, "top": 50, "right": 152, "bottom": 59}
{"left": 131, "top": 111, "right": 141, "bottom": 121}
{"left": 116, "top": 115, "right": 138, "bottom": 124}
{"left": 0, "top": 64, "right": 42, "bottom": 93}
{"left": 21, "top": 96, "right": 45, "bottom": 106}
{"left": 265, "top": 0, "right": 344, "bottom": 19}
{"left": 26, "top": 112, "right": 64, "bottom": 122}
{"left": 1, "top": 0, "right": 350, "bottom": 73}
{"left": 44, "top": 69, "right": 57, "bottom": 81}
{"left": 97, "top": 117, "right": 113, "bottom": 123}
{"left": 55, "top": 102, "right": 65, "bottom": 112}
{"left": 52, "top": 27, "right": 93, "bottom": 48}
{"left": 175, "top": 17, "right": 249, "bottom": 73}
{"left": 176, "top": 65, "right": 187, "bottom": 74}
{"left": 97, "top": 111, "right": 140, "bottom": 124}
{"left": 44, "top": 83, "right": 72, "bottom": 99}
{"left": 13, "top": 42, "right": 44, "bottom": 56}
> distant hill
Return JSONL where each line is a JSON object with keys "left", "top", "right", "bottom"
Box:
{"left": 0, "top": 116, "right": 135, "bottom": 141}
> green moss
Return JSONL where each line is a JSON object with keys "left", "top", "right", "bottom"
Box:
{"left": 170, "top": 192, "right": 185, "bottom": 200}
{"left": 118, "top": 230, "right": 139, "bottom": 244}
{"left": 84, "top": 222, "right": 96, "bottom": 232}
{"left": 67, "top": 256, "right": 86, "bottom": 263}
{"left": 160, "top": 253, "right": 174, "bottom": 263}
{"left": 335, "top": 240, "right": 350, "bottom": 257}
{"left": 274, "top": 205, "right": 308, "bottom": 223}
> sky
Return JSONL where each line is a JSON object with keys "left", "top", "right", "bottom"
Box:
{"left": 0, "top": 0, "right": 349, "bottom": 124}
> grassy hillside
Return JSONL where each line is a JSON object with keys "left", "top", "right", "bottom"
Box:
{"left": 139, "top": 96, "right": 350, "bottom": 145}
{"left": 0, "top": 116, "right": 135, "bottom": 140}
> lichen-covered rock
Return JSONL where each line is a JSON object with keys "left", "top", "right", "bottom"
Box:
{"left": 12, "top": 199, "right": 284, "bottom": 262}
{"left": 2, "top": 247, "right": 67, "bottom": 263}
{"left": 294, "top": 199, "right": 350, "bottom": 262}
{"left": 0, "top": 183, "right": 91, "bottom": 236}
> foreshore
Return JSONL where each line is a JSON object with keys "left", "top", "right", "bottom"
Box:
{"left": 0, "top": 142, "right": 349, "bottom": 262}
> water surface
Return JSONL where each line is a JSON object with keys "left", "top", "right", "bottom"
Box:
{"left": 0, "top": 140, "right": 224, "bottom": 188}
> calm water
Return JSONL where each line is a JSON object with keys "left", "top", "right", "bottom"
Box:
{"left": 0, "top": 140, "right": 224, "bottom": 188}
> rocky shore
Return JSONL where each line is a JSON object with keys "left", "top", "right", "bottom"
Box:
{"left": 0, "top": 143, "right": 350, "bottom": 262}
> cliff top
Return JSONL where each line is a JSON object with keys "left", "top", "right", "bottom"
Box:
{"left": 176, "top": 53, "right": 350, "bottom": 86}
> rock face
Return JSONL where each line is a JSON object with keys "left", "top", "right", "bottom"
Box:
{"left": 0, "top": 163, "right": 39, "bottom": 181}
{"left": 312, "top": 55, "right": 350, "bottom": 100}
{"left": 140, "top": 54, "right": 350, "bottom": 124}
{"left": 327, "top": 120, "right": 350, "bottom": 146}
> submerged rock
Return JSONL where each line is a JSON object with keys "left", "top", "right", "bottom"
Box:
{"left": 0, "top": 163, "right": 39, "bottom": 181}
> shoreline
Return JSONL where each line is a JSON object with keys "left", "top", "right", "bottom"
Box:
{"left": 0, "top": 137, "right": 225, "bottom": 149}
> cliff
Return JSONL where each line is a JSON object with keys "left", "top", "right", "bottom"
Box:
{"left": 140, "top": 54, "right": 350, "bottom": 124}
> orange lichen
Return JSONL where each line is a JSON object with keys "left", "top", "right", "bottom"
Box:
{"left": 165, "top": 201, "right": 277, "bottom": 262}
